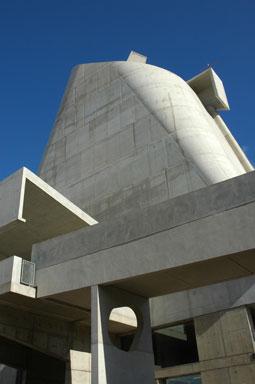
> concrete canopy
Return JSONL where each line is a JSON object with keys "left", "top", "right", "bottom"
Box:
{"left": 0, "top": 167, "right": 97, "bottom": 260}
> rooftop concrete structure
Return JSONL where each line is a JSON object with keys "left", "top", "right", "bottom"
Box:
{"left": 39, "top": 55, "right": 252, "bottom": 222}
{"left": 0, "top": 52, "right": 254, "bottom": 384}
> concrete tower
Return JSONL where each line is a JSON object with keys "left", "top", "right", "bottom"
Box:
{"left": 0, "top": 52, "right": 255, "bottom": 384}
{"left": 39, "top": 52, "right": 252, "bottom": 221}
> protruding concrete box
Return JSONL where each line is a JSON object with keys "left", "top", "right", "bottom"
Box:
{"left": 0, "top": 256, "right": 35, "bottom": 298}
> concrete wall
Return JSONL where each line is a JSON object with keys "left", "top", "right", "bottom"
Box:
{"left": 39, "top": 61, "right": 247, "bottom": 221}
{"left": 155, "top": 306, "right": 255, "bottom": 383}
{"left": 196, "top": 306, "right": 255, "bottom": 384}
{"left": 0, "top": 303, "right": 91, "bottom": 383}
{"left": 65, "top": 350, "right": 91, "bottom": 384}
{"left": 150, "top": 274, "right": 255, "bottom": 327}
{"left": 2, "top": 58, "right": 253, "bottom": 383}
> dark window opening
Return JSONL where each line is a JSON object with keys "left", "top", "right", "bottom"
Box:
{"left": 0, "top": 335, "right": 65, "bottom": 384}
{"left": 248, "top": 306, "right": 255, "bottom": 341}
{"left": 158, "top": 373, "right": 202, "bottom": 384}
{"left": 153, "top": 321, "right": 199, "bottom": 368}
{"left": 119, "top": 320, "right": 199, "bottom": 368}
{"left": 119, "top": 333, "right": 136, "bottom": 352}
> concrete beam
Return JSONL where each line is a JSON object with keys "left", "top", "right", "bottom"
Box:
{"left": 35, "top": 172, "right": 255, "bottom": 299}
{"left": 150, "top": 274, "right": 255, "bottom": 327}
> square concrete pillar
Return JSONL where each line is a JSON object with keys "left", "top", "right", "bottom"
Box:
{"left": 65, "top": 350, "right": 91, "bottom": 384}
{"left": 91, "top": 285, "right": 155, "bottom": 384}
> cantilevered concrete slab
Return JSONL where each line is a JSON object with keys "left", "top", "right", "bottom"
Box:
{"left": 187, "top": 67, "right": 229, "bottom": 111}
{"left": 0, "top": 167, "right": 97, "bottom": 260}
{"left": 34, "top": 170, "right": 255, "bottom": 301}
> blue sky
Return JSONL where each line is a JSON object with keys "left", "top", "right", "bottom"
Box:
{"left": 0, "top": 0, "right": 254, "bottom": 180}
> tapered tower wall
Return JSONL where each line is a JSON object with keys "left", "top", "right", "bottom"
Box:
{"left": 39, "top": 61, "right": 248, "bottom": 221}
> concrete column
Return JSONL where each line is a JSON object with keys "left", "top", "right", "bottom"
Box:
{"left": 65, "top": 350, "right": 91, "bottom": 384}
{"left": 91, "top": 285, "right": 155, "bottom": 384}
{"left": 195, "top": 306, "right": 255, "bottom": 384}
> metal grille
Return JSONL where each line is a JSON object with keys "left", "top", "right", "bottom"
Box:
{"left": 20, "top": 260, "right": 35, "bottom": 286}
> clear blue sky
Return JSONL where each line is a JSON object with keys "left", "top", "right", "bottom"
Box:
{"left": 0, "top": 0, "right": 254, "bottom": 180}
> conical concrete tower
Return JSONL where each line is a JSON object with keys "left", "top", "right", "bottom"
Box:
{"left": 39, "top": 52, "right": 253, "bottom": 221}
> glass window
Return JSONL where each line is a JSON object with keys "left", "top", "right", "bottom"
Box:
{"left": 161, "top": 373, "right": 201, "bottom": 384}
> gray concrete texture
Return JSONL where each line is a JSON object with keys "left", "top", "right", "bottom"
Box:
{"left": 0, "top": 301, "right": 92, "bottom": 384}
{"left": 34, "top": 170, "right": 255, "bottom": 300}
{"left": 33, "top": 170, "right": 255, "bottom": 270}
{"left": 0, "top": 256, "right": 35, "bottom": 297}
{"left": 196, "top": 306, "right": 255, "bottom": 384}
{"left": 150, "top": 274, "right": 255, "bottom": 327}
{"left": 39, "top": 61, "right": 250, "bottom": 222}
{"left": 91, "top": 286, "right": 154, "bottom": 384}
{"left": 0, "top": 301, "right": 90, "bottom": 360}
{"left": 1, "top": 54, "right": 255, "bottom": 384}
{"left": 0, "top": 167, "right": 96, "bottom": 261}
{"left": 155, "top": 307, "right": 255, "bottom": 384}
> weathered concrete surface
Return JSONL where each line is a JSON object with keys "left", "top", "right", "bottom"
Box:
{"left": 155, "top": 306, "right": 255, "bottom": 382}
{"left": 65, "top": 350, "right": 91, "bottom": 384}
{"left": 34, "top": 171, "right": 255, "bottom": 299}
{"left": 0, "top": 301, "right": 90, "bottom": 360}
{"left": 0, "top": 301, "right": 91, "bottom": 383}
{"left": 39, "top": 61, "right": 249, "bottom": 222}
{"left": 91, "top": 286, "right": 154, "bottom": 384}
{"left": 1, "top": 54, "right": 255, "bottom": 384}
{"left": 33, "top": 170, "right": 255, "bottom": 270}
{"left": 150, "top": 274, "right": 255, "bottom": 327}
{"left": 187, "top": 67, "right": 230, "bottom": 111}
{"left": 0, "top": 167, "right": 96, "bottom": 260}
{"left": 196, "top": 307, "right": 255, "bottom": 384}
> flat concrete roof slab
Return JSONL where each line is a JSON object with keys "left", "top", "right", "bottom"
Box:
{"left": 0, "top": 167, "right": 97, "bottom": 260}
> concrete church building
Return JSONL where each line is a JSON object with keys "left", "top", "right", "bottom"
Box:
{"left": 0, "top": 51, "right": 255, "bottom": 384}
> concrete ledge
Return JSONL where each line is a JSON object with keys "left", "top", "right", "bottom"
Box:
{"left": 0, "top": 167, "right": 97, "bottom": 260}
{"left": 155, "top": 353, "right": 255, "bottom": 379}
